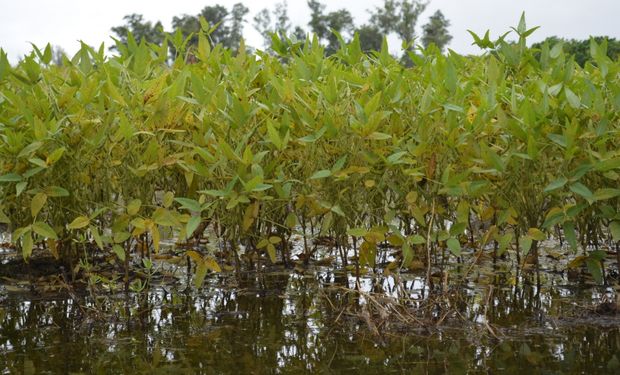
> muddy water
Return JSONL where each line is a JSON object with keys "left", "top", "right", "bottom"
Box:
{"left": 1, "top": 262, "right": 620, "bottom": 374}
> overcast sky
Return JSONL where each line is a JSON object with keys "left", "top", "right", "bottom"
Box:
{"left": 1, "top": 0, "right": 619, "bottom": 62}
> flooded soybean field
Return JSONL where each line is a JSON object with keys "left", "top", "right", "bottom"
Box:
{"left": 2, "top": 244, "right": 619, "bottom": 374}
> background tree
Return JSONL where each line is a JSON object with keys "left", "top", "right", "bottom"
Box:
{"left": 356, "top": 25, "right": 384, "bottom": 53}
{"left": 306, "top": 1, "right": 354, "bottom": 54}
{"left": 110, "top": 14, "right": 165, "bottom": 50}
{"left": 421, "top": 10, "right": 452, "bottom": 52}
{"left": 52, "top": 46, "right": 67, "bottom": 66}
{"left": 229, "top": 3, "right": 250, "bottom": 50}
{"left": 532, "top": 36, "right": 620, "bottom": 66}
{"left": 254, "top": 1, "right": 294, "bottom": 49}
{"left": 369, "top": 0, "right": 427, "bottom": 44}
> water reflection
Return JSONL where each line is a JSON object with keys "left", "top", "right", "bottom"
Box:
{"left": 1, "top": 268, "right": 619, "bottom": 374}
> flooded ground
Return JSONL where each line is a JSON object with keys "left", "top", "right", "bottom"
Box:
{"left": 1, "top": 240, "right": 620, "bottom": 373}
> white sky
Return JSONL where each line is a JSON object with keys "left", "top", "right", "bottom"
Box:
{"left": 1, "top": 0, "right": 619, "bottom": 62}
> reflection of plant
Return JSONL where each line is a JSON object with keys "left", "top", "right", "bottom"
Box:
{"left": 0, "top": 14, "right": 618, "bottom": 287}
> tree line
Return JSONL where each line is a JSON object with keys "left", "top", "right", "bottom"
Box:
{"left": 109, "top": 0, "right": 453, "bottom": 56}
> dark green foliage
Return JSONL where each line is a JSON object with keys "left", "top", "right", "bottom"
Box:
{"left": 532, "top": 36, "right": 620, "bottom": 66}
{"left": 421, "top": 10, "right": 452, "bottom": 52}
{"left": 110, "top": 14, "right": 165, "bottom": 50}
{"left": 357, "top": 25, "right": 384, "bottom": 53}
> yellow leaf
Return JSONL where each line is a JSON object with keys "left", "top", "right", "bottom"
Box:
{"left": 47, "top": 239, "right": 59, "bottom": 260}
{"left": 163, "top": 191, "right": 174, "bottom": 208}
{"left": 31, "top": 192, "right": 47, "bottom": 217}
{"left": 151, "top": 226, "right": 161, "bottom": 253}
{"left": 406, "top": 191, "right": 418, "bottom": 204}
{"left": 127, "top": 199, "right": 142, "bottom": 215}
{"left": 68, "top": 216, "right": 90, "bottom": 230}
{"left": 22, "top": 233, "right": 33, "bottom": 261}
{"left": 204, "top": 257, "right": 221, "bottom": 273}
{"left": 266, "top": 243, "right": 277, "bottom": 263}
{"left": 527, "top": 228, "right": 546, "bottom": 241}
{"left": 186, "top": 250, "right": 203, "bottom": 263}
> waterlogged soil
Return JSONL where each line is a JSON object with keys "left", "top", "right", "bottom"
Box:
{"left": 1, "top": 243, "right": 620, "bottom": 374}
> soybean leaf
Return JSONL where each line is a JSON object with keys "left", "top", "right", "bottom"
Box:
{"left": 68, "top": 216, "right": 90, "bottom": 230}
{"left": 32, "top": 221, "right": 58, "bottom": 239}
{"left": 31, "top": 193, "right": 47, "bottom": 217}
{"left": 543, "top": 177, "right": 567, "bottom": 192}
{"left": 446, "top": 238, "right": 462, "bottom": 256}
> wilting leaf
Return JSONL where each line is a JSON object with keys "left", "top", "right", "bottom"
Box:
{"left": 204, "top": 257, "right": 221, "bottom": 273}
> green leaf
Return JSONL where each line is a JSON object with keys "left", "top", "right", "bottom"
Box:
{"left": 0, "top": 173, "right": 22, "bottom": 182}
{"left": 520, "top": 235, "right": 533, "bottom": 255}
{"left": 569, "top": 182, "right": 593, "bottom": 202}
{"left": 45, "top": 186, "right": 69, "bottom": 197}
{"left": 443, "top": 103, "right": 464, "bottom": 113}
{"left": 46, "top": 147, "right": 66, "bottom": 165}
{"left": 90, "top": 226, "right": 104, "bottom": 250}
{"left": 410, "top": 235, "right": 425, "bottom": 245}
{"left": 563, "top": 221, "right": 578, "bottom": 251}
{"left": 446, "top": 238, "right": 462, "bottom": 256}
{"left": 113, "top": 244, "right": 126, "bottom": 261}
{"left": 31, "top": 192, "right": 47, "bottom": 217}
{"left": 152, "top": 208, "right": 180, "bottom": 227}
{"left": 32, "top": 221, "right": 58, "bottom": 239}
{"left": 310, "top": 170, "right": 331, "bottom": 179}
{"left": 0, "top": 210, "right": 9, "bottom": 224}
{"left": 594, "top": 188, "right": 620, "bottom": 201}
{"left": 565, "top": 88, "right": 581, "bottom": 109}
{"left": 16, "top": 181, "right": 27, "bottom": 196}
{"left": 162, "top": 192, "right": 174, "bottom": 208}
{"left": 610, "top": 221, "right": 620, "bottom": 242}
{"left": 113, "top": 231, "right": 131, "bottom": 244}
{"left": 331, "top": 205, "right": 345, "bottom": 217}
{"left": 194, "top": 261, "right": 208, "bottom": 288}
{"left": 527, "top": 228, "right": 546, "bottom": 241}
{"left": 543, "top": 177, "right": 567, "bottom": 192}
{"left": 175, "top": 198, "right": 202, "bottom": 212}
{"left": 127, "top": 199, "right": 142, "bottom": 215}
{"left": 22, "top": 233, "right": 33, "bottom": 261}
{"left": 586, "top": 258, "right": 603, "bottom": 284}
{"left": 68, "top": 216, "right": 90, "bottom": 230}
{"left": 266, "top": 243, "right": 277, "bottom": 263}
{"left": 367, "top": 132, "right": 392, "bottom": 140}
{"left": 186, "top": 216, "right": 201, "bottom": 238}
{"left": 347, "top": 228, "right": 367, "bottom": 237}
{"left": 267, "top": 121, "right": 282, "bottom": 150}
